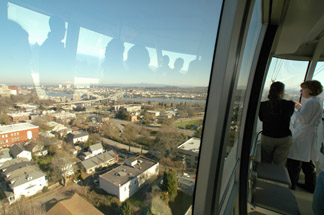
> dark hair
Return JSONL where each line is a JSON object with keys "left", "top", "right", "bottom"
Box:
{"left": 268, "top": 81, "right": 285, "bottom": 114}
{"left": 301, "top": 80, "right": 323, "bottom": 96}
{"left": 268, "top": 81, "right": 284, "bottom": 101}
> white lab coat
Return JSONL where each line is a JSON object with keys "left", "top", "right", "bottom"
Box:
{"left": 288, "top": 96, "right": 323, "bottom": 162}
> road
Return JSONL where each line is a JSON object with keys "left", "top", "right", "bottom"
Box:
{"left": 102, "top": 137, "right": 148, "bottom": 154}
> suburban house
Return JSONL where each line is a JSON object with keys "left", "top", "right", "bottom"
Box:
{"left": 78, "top": 151, "right": 93, "bottom": 161}
{"left": 99, "top": 156, "right": 159, "bottom": 201}
{"left": 0, "top": 158, "right": 29, "bottom": 169}
{"left": 7, "top": 113, "right": 29, "bottom": 123}
{"left": 80, "top": 150, "right": 117, "bottom": 174}
{"left": 89, "top": 143, "right": 103, "bottom": 156}
{"left": 24, "top": 141, "right": 48, "bottom": 157}
{"left": 67, "top": 131, "right": 89, "bottom": 144}
{"left": 10, "top": 144, "right": 32, "bottom": 161}
{"left": 47, "top": 193, "right": 103, "bottom": 215}
{"left": 39, "top": 131, "right": 56, "bottom": 138}
{"left": 6, "top": 170, "right": 47, "bottom": 204}
{"left": 0, "top": 149, "right": 12, "bottom": 165}
{"left": 47, "top": 121, "right": 68, "bottom": 137}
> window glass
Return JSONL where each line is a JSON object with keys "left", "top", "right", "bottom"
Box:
{"left": 1, "top": 0, "right": 223, "bottom": 213}
{"left": 313, "top": 62, "right": 324, "bottom": 101}
{"left": 262, "top": 58, "right": 309, "bottom": 102}
{"left": 226, "top": 0, "right": 262, "bottom": 155}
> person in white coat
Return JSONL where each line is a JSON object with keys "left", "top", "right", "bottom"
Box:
{"left": 313, "top": 117, "right": 324, "bottom": 214}
{"left": 287, "top": 80, "right": 323, "bottom": 192}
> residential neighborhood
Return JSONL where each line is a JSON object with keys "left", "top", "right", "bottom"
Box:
{"left": 0, "top": 84, "right": 204, "bottom": 214}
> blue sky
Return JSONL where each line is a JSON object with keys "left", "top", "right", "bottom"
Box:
{"left": 2, "top": 2, "right": 221, "bottom": 87}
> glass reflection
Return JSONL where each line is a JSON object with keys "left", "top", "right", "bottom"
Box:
{"left": 0, "top": 0, "right": 223, "bottom": 213}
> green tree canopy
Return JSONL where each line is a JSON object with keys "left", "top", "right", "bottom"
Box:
{"left": 120, "top": 201, "right": 132, "bottom": 215}
{"left": 116, "top": 110, "right": 131, "bottom": 121}
{"left": 162, "top": 170, "right": 178, "bottom": 200}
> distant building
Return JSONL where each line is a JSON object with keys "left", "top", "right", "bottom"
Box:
{"left": 67, "top": 131, "right": 89, "bottom": 144}
{"left": 130, "top": 115, "right": 137, "bottom": 122}
{"left": 47, "top": 193, "right": 104, "bottom": 215}
{"left": 177, "top": 137, "right": 200, "bottom": 167}
{"left": 80, "top": 150, "right": 117, "bottom": 174}
{"left": 53, "top": 112, "right": 76, "bottom": 120}
{"left": 40, "top": 131, "right": 56, "bottom": 138}
{"left": 89, "top": 143, "right": 104, "bottom": 156}
{"left": 10, "top": 144, "right": 32, "bottom": 161}
{"left": 99, "top": 156, "right": 159, "bottom": 202}
{"left": 0, "top": 84, "right": 12, "bottom": 97}
{"left": 147, "top": 111, "right": 160, "bottom": 118}
{"left": 24, "top": 141, "right": 48, "bottom": 157}
{"left": 121, "top": 105, "right": 141, "bottom": 113}
{"left": 0, "top": 149, "right": 12, "bottom": 165}
{"left": 6, "top": 170, "right": 47, "bottom": 204}
{"left": 8, "top": 85, "right": 19, "bottom": 95}
{"left": 47, "top": 121, "right": 68, "bottom": 137}
{"left": 178, "top": 175, "right": 196, "bottom": 196}
{"left": 161, "top": 111, "right": 176, "bottom": 119}
{"left": 0, "top": 123, "right": 39, "bottom": 147}
{"left": 7, "top": 113, "right": 29, "bottom": 123}
{"left": 15, "top": 104, "right": 37, "bottom": 112}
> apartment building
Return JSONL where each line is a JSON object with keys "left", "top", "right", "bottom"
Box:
{"left": 0, "top": 123, "right": 39, "bottom": 147}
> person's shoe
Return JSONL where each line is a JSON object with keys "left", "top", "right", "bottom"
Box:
{"left": 297, "top": 183, "right": 315, "bottom": 193}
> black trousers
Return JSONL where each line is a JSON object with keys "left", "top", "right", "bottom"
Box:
{"left": 287, "top": 158, "right": 316, "bottom": 190}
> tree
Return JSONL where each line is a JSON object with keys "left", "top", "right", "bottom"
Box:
{"left": 162, "top": 170, "right": 178, "bottom": 200}
{"left": 148, "top": 195, "right": 172, "bottom": 215}
{"left": 101, "top": 121, "right": 120, "bottom": 140}
{"left": 50, "top": 150, "right": 74, "bottom": 184}
{"left": 194, "top": 126, "right": 203, "bottom": 138}
{"left": 142, "top": 111, "right": 153, "bottom": 125}
{"left": 116, "top": 110, "right": 131, "bottom": 121}
{"left": 0, "top": 113, "right": 11, "bottom": 125}
{"left": 152, "top": 128, "right": 187, "bottom": 158}
{"left": 120, "top": 201, "right": 132, "bottom": 215}
{"left": 122, "top": 124, "right": 138, "bottom": 151}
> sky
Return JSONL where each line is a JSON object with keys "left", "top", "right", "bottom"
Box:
{"left": 1, "top": 2, "right": 221, "bottom": 87}
{"left": 3, "top": 2, "right": 322, "bottom": 89}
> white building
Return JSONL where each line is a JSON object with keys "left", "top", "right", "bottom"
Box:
{"left": 53, "top": 112, "right": 76, "bottom": 120}
{"left": 99, "top": 156, "right": 159, "bottom": 202}
{"left": 80, "top": 150, "right": 117, "bottom": 174}
{"left": 6, "top": 170, "right": 47, "bottom": 204}
{"left": 89, "top": 143, "right": 103, "bottom": 156}
{"left": 177, "top": 137, "right": 201, "bottom": 167}
{"left": 10, "top": 144, "right": 32, "bottom": 161}
{"left": 67, "top": 131, "right": 89, "bottom": 144}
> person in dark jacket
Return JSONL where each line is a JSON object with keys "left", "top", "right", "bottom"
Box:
{"left": 259, "top": 81, "right": 295, "bottom": 166}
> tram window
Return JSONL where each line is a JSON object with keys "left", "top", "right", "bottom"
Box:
{"left": 262, "top": 58, "right": 309, "bottom": 102}
{"left": 226, "top": 0, "right": 262, "bottom": 155}
{"left": 0, "top": 0, "right": 223, "bottom": 213}
{"left": 313, "top": 62, "right": 324, "bottom": 101}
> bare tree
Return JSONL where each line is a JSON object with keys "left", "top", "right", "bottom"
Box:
{"left": 9, "top": 198, "right": 46, "bottom": 215}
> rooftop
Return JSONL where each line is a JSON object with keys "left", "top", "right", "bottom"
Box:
{"left": 9, "top": 170, "right": 45, "bottom": 188}
{"left": 100, "top": 156, "right": 158, "bottom": 186}
{"left": 0, "top": 123, "right": 38, "bottom": 134}
{"left": 89, "top": 143, "right": 103, "bottom": 152}
{"left": 177, "top": 137, "right": 201, "bottom": 153}
{"left": 0, "top": 158, "right": 29, "bottom": 169}
{"left": 47, "top": 193, "right": 103, "bottom": 215}
{"left": 0, "top": 149, "right": 11, "bottom": 160}
{"left": 10, "top": 144, "right": 27, "bottom": 158}
{"left": 81, "top": 150, "right": 115, "bottom": 170}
